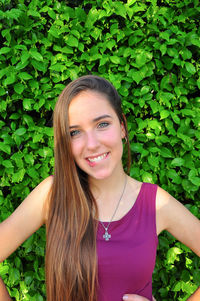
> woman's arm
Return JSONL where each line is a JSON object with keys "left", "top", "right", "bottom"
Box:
{"left": 156, "top": 187, "right": 200, "bottom": 256}
{"left": 0, "top": 277, "right": 12, "bottom": 301}
{"left": 0, "top": 176, "right": 53, "bottom": 262}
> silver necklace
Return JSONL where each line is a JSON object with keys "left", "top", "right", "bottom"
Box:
{"left": 99, "top": 175, "right": 127, "bottom": 241}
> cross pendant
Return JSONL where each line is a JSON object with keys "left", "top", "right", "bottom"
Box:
{"left": 103, "top": 230, "right": 111, "bottom": 241}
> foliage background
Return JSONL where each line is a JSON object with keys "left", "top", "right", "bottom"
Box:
{"left": 0, "top": 0, "right": 199, "bottom": 300}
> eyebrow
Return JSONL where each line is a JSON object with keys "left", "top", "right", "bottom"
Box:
{"left": 69, "top": 114, "right": 112, "bottom": 129}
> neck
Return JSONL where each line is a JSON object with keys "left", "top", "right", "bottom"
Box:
{"left": 89, "top": 164, "right": 126, "bottom": 204}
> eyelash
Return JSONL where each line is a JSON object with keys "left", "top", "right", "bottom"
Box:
{"left": 98, "top": 122, "right": 109, "bottom": 128}
{"left": 70, "top": 122, "right": 110, "bottom": 137}
{"left": 70, "top": 130, "right": 80, "bottom": 137}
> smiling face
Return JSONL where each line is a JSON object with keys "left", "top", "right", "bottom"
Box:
{"left": 68, "top": 90, "right": 126, "bottom": 180}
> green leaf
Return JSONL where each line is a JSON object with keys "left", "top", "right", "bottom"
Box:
{"left": 110, "top": 56, "right": 120, "bottom": 64}
{"left": 14, "top": 128, "right": 26, "bottom": 136}
{"left": 27, "top": 167, "right": 39, "bottom": 179}
{"left": 43, "top": 127, "right": 53, "bottom": 136}
{"left": 15, "top": 60, "right": 29, "bottom": 70}
{"left": 31, "top": 59, "right": 47, "bottom": 72}
{"left": 160, "top": 31, "right": 170, "bottom": 41}
{"left": 85, "top": 7, "right": 99, "bottom": 28}
{"left": 6, "top": 8, "right": 22, "bottom": 20}
{"left": 2, "top": 160, "right": 14, "bottom": 168}
{"left": 33, "top": 133, "right": 43, "bottom": 143}
{"left": 0, "top": 87, "right": 6, "bottom": 96}
{"left": 19, "top": 72, "right": 33, "bottom": 80}
{"left": 188, "top": 170, "right": 200, "bottom": 186}
{"left": 23, "top": 99, "right": 32, "bottom": 110}
{"left": 38, "top": 147, "right": 53, "bottom": 157}
{"left": 197, "top": 78, "right": 200, "bottom": 89}
{"left": 0, "top": 264, "right": 9, "bottom": 276}
{"left": 10, "top": 113, "right": 20, "bottom": 120}
{"left": 21, "top": 51, "right": 30, "bottom": 64}
{"left": 140, "top": 86, "right": 150, "bottom": 95}
{"left": 158, "top": 92, "right": 174, "bottom": 107}
{"left": 181, "top": 109, "right": 195, "bottom": 117}
{"left": 182, "top": 282, "right": 197, "bottom": 294}
{"left": 148, "top": 155, "right": 159, "bottom": 167}
{"left": 67, "top": 35, "right": 79, "bottom": 47}
{"left": 181, "top": 270, "right": 190, "bottom": 282}
{"left": 136, "top": 51, "right": 152, "bottom": 68}
{"left": 171, "top": 158, "right": 185, "bottom": 167}
{"left": 0, "top": 47, "right": 11, "bottom": 54}
{"left": 50, "top": 63, "right": 65, "bottom": 72}
{"left": 167, "top": 47, "right": 179, "bottom": 58}
{"left": 131, "top": 71, "right": 143, "bottom": 84}
{"left": 14, "top": 83, "right": 24, "bottom": 94}
{"left": 48, "top": 25, "right": 60, "bottom": 38}
{"left": 160, "top": 44, "right": 167, "bottom": 55}
{"left": 185, "top": 62, "right": 196, "bottom": 74}
{"left": 24, "top": 154, "right": 34, "bottom": 165}
{"left": 106, "top": 39, "right": 116, "bottom": 50}
{"left": 27, "top": 9, "right": 41, "bottom": 17}
{"left": 23, "top": 114, "right": 34, "bottom": 126}
{"left": 0, "top": 142, "right": 11, "bottom": 154}
{"left": 166, "top": 247, "right": 182, "bottom": 264}
{"left": 29, "top": 48, "right": 43, "bottom": 61}
{"left": 9, "top": 268, "right": 20, "bottom": 284}
{"left": 167, "top": 169, "right": 181, "bottom": 184}
{"left": 160, "top": 110, "right": 170, "bottom": 120}
{"left": 48, "top": 9, "right": 56, "bottom": 19}
{"left": 171, "top": 112, "right": 180, "bottom": 124}
{"left": 113, "top": 2, "right": 127, "bottom": 18}
{"left": 4, "top": 74, "right": 16, "bottom": 85}
{"left": 142, "top": 172, "right": 153, "bottom": 183}
{"left": 180, "top": 48, "right": 192, "bottom": 60}
{"left": 173, "top": 281, "right": 182, "bottom": 292}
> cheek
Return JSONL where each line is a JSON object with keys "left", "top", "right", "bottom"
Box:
{"left": 71, "top": 139, "right": 84, "bottom": 159}
{"left": 102, "top": 127, "right": 123, "bottom": 145}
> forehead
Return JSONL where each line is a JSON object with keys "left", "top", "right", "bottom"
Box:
{"left": 68, "top": 90, "right": 117, "bottom": 122}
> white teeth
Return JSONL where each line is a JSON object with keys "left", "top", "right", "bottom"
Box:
{"left": 88, "top": 153, "right": 107, "bottom": 162}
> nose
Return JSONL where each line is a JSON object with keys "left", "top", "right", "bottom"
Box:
{"left": 86, "top": 131, "right": 100, "bottom": 150}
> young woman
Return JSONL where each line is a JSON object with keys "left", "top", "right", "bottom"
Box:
{"left": 0, "top": 75, "right": 199, "bottom": 301}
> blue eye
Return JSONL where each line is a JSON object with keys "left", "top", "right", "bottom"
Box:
{"left": 98, "top": 122, "right": 109, "bottom": 128}
{"left": 70, "top": 130, "right": 80, "bottom": 137}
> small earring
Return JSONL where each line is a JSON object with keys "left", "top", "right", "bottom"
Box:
{"left": 124, "top": 137, "right": 127, "bottom": 144}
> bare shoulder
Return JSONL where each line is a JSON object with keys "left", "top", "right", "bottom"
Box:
{"left": 33, "top": 175, "right": 53, "bottom": 194}
{"left": 155, "top": 185, "right": 200, "bottom": 256}
{"left": 32, "top": 175, "right": 53, "bottom": 221}
{"left": 128, "top": 176, "right": 143, "bottom": 192}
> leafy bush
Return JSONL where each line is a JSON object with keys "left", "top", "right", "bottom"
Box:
{"left": 0, "top": 0, "right": 199, "bottom": 300}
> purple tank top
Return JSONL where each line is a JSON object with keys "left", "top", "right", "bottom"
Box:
{"left": 96, "top": 183, "right": 158, "bottom": 301}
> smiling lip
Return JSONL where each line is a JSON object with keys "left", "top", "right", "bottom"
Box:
{"left": 86, "top": 152, "right": 109, "bottom": 163}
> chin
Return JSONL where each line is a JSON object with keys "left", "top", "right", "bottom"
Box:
{"left": 88, "top": 170, "right": 113, "bottom": 180}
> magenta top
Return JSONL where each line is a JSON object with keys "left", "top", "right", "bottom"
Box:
{"left": 96, "top": 183, "right": 158, "bottom": 301}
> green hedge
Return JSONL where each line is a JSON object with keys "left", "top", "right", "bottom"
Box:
{"left": 0, "top": 0, "right": 199, "bottom": 300}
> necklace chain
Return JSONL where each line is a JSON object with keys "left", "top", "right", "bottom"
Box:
{"left": 100, "top": 175, "right": 127, "bottom": 241}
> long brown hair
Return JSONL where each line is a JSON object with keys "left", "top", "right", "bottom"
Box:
{"left": 45, "top": 75, "right": 131, "bottom": 301}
